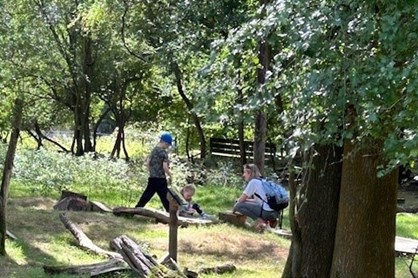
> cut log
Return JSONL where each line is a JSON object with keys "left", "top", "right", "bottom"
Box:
{"left": 218, "top": 211, "right": 247, "bottom": 227}
{"left": 53, "top": 197, "right": 89, "bottom": 211}
{"left": 44, "top": 258, "right": 129, "bottom": 276}
{"left": 113, "top": 207, "right": 216, "bottom": 226}
{"left": 60, "top": 190, "right": 87, "bottom": 201}
{"left": 198, "top": 263, "right": 237, "bottom": 275}
{"left": 111, "top": 235, "right": 176, "bottom": 278}
{"left": 59, "top": 213, "right": 122, "bottom": 259}
{"left": 90, "top": 201, "right": 112, "bottom": 213}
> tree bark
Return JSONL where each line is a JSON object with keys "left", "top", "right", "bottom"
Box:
{"left": 282, "top": 166, "right": 301, "bottom": 278}
{"left": 253, "top": 0, "right": 271, "bottom": 174}
{"left": 298, "top": 144, "right": 343, "bottom": 277}
{"left": 330, "top": 140, "right": 398, "bottom": 277}
{"left": 0, "top": 98, "right": 23, "bottom": 256}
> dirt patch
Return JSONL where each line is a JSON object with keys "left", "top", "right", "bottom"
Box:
{"left": 8, "top": 197, "right": 56, "bottom": 210}
{"left": 178, "top": 229, "right": 288, "bottom": 261}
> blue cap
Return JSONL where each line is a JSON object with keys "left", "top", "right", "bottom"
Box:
{"left": 160, "top": 132, "right": 173, "bottom": 146}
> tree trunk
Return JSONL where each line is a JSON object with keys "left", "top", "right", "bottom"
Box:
{"left": 234, "top": 55, "right": 247, "bottom": 166}
{"left": 171, "top": 60, "right": 206, "bottom": 160}
{"left": 282, "top": 167, "right": 301, "bottom": 278}
{"left": 330, "top": 140, "right": 398, "bottom": 277}
{"left": 82, "top": 35, "right": 93, "bottom": 153}
{"left": 253, "top": 0, "right": 271, "bottom": 174}
{"left": 253, "top": 111, "right": 267, "bottom": 174}
{"left": 297, "top": 144, "right": 343, "bottom": 277}
{"left": 73, "top": 94, "right": 84, "bottom": 156}
{"left": 0, "top": 98, "right": 23, "bottom": 256}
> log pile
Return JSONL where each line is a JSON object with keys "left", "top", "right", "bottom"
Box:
{"left": 111, "top": 235, "right": 180, "bottom": 278}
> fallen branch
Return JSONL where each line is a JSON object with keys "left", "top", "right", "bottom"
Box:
{"left": 43, "top": 258, "right": 129, "bottom": 276}
{"left": 198, "top": 263, "right": 237, "bottom": 275}
{"left": 59, "top": 213, "right": 122, "bottom": 259}
{"left": 409, "top": 248, "right": 418, "bottom": 278}
{"left": 113, "top": 207, "right": 216, "bottom": 226}
{"left": 6, "top": 230, "right": 17, "bottom": 240}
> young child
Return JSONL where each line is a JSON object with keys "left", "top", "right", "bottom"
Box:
{"left": 179, "top": 184, "right": 207, "bottom": 218}
{"left": 135, "top": 132, "right": 173, "bottom": 212}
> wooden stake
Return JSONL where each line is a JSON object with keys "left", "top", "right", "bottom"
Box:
{"left": 167, "top": 192, "right": 179, "bottom": 262}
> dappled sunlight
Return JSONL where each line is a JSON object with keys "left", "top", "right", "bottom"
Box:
{"left": 5, "top": 241, "right": 27, "bottom": 265}
{"left": 178, "top": 226, "right": 288, "bottom": 261}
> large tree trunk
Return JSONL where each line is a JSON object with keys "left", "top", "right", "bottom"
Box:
{"left": 282, "top": 145, "right": 343, "bottom": 278}
{"left": 299, "top": 145, "right": 342, "bottom": 277}
{"left": 0, "top": 98, "right": 23, "bottom": 256}
{"left": 330, "top": 140, "right": 398, "bottom": 277}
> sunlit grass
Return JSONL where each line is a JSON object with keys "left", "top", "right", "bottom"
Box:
{"left": 2, "top": 197, "right": 289, "bottom": 278}
{"left": 396, "top": 213, "right": 418, "bottom": 239}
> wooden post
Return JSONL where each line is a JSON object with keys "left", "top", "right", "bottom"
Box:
{"left": 167, "top": 192, "right": 179, "bottom": 262}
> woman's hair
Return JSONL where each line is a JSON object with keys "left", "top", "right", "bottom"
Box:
{"left": 243, "top": 163, "right": 261, "bottom": 179}
{"left": 180, "top": 184, "right": 196, "bottom": 195}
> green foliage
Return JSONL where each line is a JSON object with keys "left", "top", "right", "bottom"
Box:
{"left": 12, "top": 148, "right": 136, "bottom": 204}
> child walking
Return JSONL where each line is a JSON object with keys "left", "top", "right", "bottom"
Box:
{"left": 135, "top": 132, "right": 173, "bottom": 212}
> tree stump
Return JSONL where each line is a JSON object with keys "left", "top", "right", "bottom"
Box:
{"left": 218, "top": 211, "right": 247, "bottom": 227}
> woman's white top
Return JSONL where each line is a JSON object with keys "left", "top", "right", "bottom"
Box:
{"left": 243, "top": 178, "right": 273, "bottom": 211}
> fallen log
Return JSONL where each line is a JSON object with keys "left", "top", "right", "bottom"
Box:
{"left": 90, "top": 200, "right": 112, "bottom": 213}
{"left": 111, "top": 235, "right": 186, "bottom": 278}
{"left": 113, "top": 207, "right": 216, "bottom": 226}
{"left": 218, "top": 211, "right": 247, "bottom": 227}
{"left": 43, "top": 258, "right": 129, "bottom": 276}
{"left": 59, "top": 213, "right": 122, "bottom": 259}
{"left": 198, "top": 263, "right": 237, "bottom": 275}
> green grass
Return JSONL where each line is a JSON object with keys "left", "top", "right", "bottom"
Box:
{"left": 1, "top": 197, "right": 288, "bottom": 278}
{"left": 396, "top": 213, "right": 418, "bottom": 239}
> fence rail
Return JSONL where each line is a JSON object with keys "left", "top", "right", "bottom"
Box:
{"left": 209, "top": 137, "right": 276, "bottom": 160}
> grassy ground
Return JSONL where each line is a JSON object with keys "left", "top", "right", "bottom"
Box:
{"left": 2, "top": 196, "right": 288, "bottom": 278}
{"left": 2, "top": 183, "right": 418, "bottom": 277}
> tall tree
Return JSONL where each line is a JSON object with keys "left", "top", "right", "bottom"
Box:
{"left": 0, "top": 97, "right": 23, "bottom": 256}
